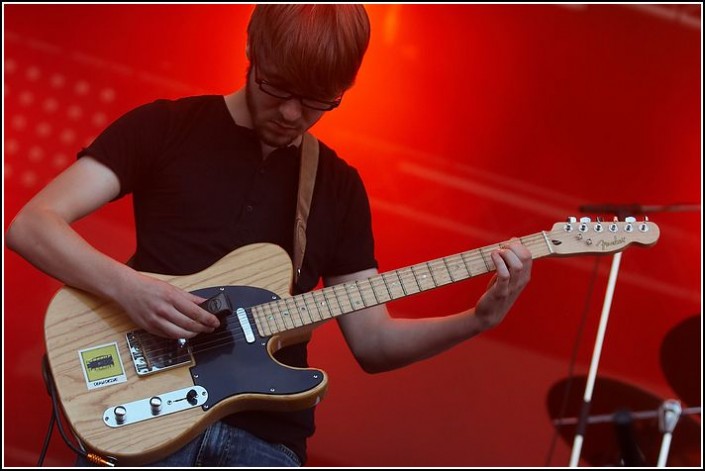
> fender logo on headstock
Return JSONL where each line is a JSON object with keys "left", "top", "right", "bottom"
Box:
{"left": 596, "top": 236, "right": 627, "bottom": 251}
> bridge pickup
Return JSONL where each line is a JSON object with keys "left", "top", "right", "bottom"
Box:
{"left": 127, "top": 330, "right": 194, "bottom": 376}
{"left": 104, "top": 386, "right": 208, "bottom": 428}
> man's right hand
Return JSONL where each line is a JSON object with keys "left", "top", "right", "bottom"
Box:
{"left": 116, "top": 273, "right": 221, "bottom": 339}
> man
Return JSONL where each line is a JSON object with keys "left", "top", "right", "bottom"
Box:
{"left": 5, "top": 5, "right": 532, "bottom": 467}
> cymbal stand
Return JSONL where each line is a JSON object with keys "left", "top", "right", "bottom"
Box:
{"left": 569, "top": 236, "right": 624, "bottom": 467}
{"left": 657, "top": 399, "right": 682, "bottom": 467}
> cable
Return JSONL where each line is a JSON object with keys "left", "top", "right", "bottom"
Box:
{"left": 39, "top": 354, "right": 116, "bottom": 467}
{"left": 37, "top": 410, "right": 56, "bottom": 466}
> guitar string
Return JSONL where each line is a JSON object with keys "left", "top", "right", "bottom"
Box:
{"left": 136, "top": 224, "right": 650, "bottom": 360}
{"left": 136, "top": 232, "right": 554, "bottom": 359}
{"left": 134, "top": 231, "right": 555, "bottom": 361}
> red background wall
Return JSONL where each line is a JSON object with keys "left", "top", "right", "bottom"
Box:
{"left": 3, "top": 4, "right": 701, "bottom": 467}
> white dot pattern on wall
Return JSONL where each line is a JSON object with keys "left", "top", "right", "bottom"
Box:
{"left": 6, "top": 58, "right": 113, "bottom": 189}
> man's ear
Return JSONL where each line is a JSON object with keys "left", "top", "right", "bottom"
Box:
{"left": 245, "top": 43, "right": 250, "bottom": 60}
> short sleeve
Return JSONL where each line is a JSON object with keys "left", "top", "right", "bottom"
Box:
{"left": 77, "top": 100, "right": 172, "bottom": 198}
{"left": 325, "top": 167, "right": 378, "bottom": 276}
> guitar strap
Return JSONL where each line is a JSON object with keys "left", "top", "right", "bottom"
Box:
{"left": 293, "top": 132, "right": 319, "bottom": 286}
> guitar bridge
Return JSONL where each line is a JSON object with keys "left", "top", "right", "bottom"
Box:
{"left": 126, "top": 330, "right": 194, "bottom": 376}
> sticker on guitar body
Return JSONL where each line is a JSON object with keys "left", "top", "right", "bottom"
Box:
{"left": 78, "top": 342, "right": 127, "bottom": 390}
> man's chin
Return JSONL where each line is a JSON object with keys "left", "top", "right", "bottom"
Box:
{"left": 258, "top": 129, "right": 298, "bottom": 149}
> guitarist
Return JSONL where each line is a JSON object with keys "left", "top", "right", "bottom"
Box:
{"left": 6, "top": 5, "right": 532, "bottom": 467}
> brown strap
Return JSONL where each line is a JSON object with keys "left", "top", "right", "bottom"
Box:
{"left": 293, "top": 133, "right": 319, "bottom": 285}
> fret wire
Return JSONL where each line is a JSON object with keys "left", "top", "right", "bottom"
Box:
{"left": 346, "top": 280, "right": 366, "bottom": 310}
{"left": 439, "top": 257, "right": 456, "bottom": 284}
{"left": 409, "top": 265, "right": 426, "bottom": 293}
{"left": 399, "top": 267, "right": 421, "bottom": 294}
{"left": 297, "top": 293, "right": 313, "bottom": 323}
{"left": 441, "top": 256, "right": 458, "bottom": 283}
{"left": 263, "top": 303, "right": 278, "bottom": 334}
{"left": 460, "top": 251, "right": 478, "bottom": 277}
{"left": 333, "top": 284, "right": 354, "bottom": 313}
{"left": 273, "top": 299, "right": 288, "bottom": 330}
{"left": 323, "top": 287, "right": 344, "bottom": 317}
{"left": 358, "top": 278, "right": 378, "bottom": 306}
{"left": 432, "top": 258, "right": 454, "bottom": 285}
{"left": 389, "top": 270, "right": 405, "bottom": 295}
{"left": 447, "top": 254, "right": 468, "bottom": 281}
{"left": 299, "top": 292, "right": 316, "bottom": 324}
{"left": 267, "top": 301, "right": 281, "bottom": 332}
{"left": 306, "top": 291, "right": 325, "bottom": 322}
{"left": 310, "top": 290, "right": 331, "bottom": 320}
{"left": 388, "top": 270, "right": 407, "bottom": 297}
{"left": 411, "top": 264, "right": 433, "bottom": 292}
{"left": 370, "top": 275, "right": 391, "bottom": 303}
{"left": 250, "top": 305, "right": 265, "bottom": 335}
{"left": 410, "top": 266, "right": 423, "bottom": 292}
{"left": 282, "top": 298, "right": 299, "bottom": 329}
{"left": 356, "top": 280, "right": 369, "bottom": 307}
{"left": 371, "top": 278, "right": 382, "bottom": 304}
{"left": 274, "top": 301, "right": 287, "bottom": 333}
{"left": 293, "top": 295, "right": 313, "bottom": 325}
{"left": 378, "top": 274, "right": 394, "bottom": 301}
{"left": 426, "top": 261, "right": 441, "bottom": 287}
{"left": 303, "top": 292, "right": 320, "bottom": 323}
{"left": 478, "top": 247, "right": 491, "bottom": 272}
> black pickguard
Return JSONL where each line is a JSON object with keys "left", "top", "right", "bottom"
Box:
{"left": 188, "top": 286, "right": 324, "bottom": 409}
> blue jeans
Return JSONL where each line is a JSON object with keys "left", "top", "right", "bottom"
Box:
{"left": 76, "top": 422, "right": 301, "bottom": 467}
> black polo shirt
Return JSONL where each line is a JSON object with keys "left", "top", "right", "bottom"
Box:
{"left": 78, "top": 95, "right": 378, "bottom": 463}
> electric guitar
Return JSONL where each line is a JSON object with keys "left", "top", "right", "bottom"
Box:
{"left": 44, "top": 218, "right": 659, "bottom": 465}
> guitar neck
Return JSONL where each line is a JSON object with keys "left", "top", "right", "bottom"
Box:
{"left": 252, "top": 231, "right": 553, "bottom": 336}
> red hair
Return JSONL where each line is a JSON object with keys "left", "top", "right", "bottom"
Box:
{"left": 247, "top": 4, "right": 370, "bottom": 99}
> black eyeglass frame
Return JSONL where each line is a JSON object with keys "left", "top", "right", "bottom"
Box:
{"left": 253, "top": 66, "right": 343, "bottom": 111}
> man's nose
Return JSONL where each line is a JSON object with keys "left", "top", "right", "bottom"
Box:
{"left": 279, "top": 97, "right": 303, "bottom": 122}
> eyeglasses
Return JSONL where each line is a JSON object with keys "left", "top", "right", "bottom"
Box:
{"left": 254, "top": 67, "right": 342, "bottom": 111}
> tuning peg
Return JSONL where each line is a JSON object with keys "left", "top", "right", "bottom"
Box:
{"left": 579, "top": 217, "right": 590, "bottom": 232}
{"left": 625, "top": 217, "right": 635, "bottom": 232}
{"left": 564, "top": 217, "right": 577, "bottom": 232}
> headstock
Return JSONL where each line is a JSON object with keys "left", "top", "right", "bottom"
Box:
{"left": 546, "top": 217, "right": 660, "bottom": 256}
